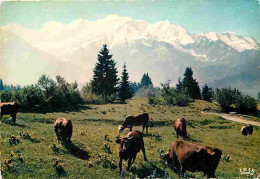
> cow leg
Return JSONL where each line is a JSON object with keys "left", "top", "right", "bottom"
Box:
{"left": 145, "top": 123, "right": 148, "bottom": 134}
{"left": 11, "top": 112, "right": 17, "bottom": 124}
{"left": 132, "top": 154, "right": 137, "bottom": 165}
{"left": 180, "top": 167, "right": 186, "bottom": 177}
{"left": 66, "top": 127, "right": 72, "bottom": 144}
{"left": 141, "top": 141, "right": 148, "bottom": 161}
{"left": 142, "top": 125, "right": 145, "bottom": 133}
{"left": 176, "top": 131, "right": 179, "bottom": 139}
{"left": 54, "top": 127, "right": 60, "bottom": 144}
{"left": 172, "top": 153, "right": 181, "bottom": 172}
{"left": 207, "top": 171, "right": 216, "bottom": 179}
{"left": 129, "top": 126, "right": 132, "bottom": 132}
{"left": 119, "top": 158, "right": 123, "bottom": 174}
{"left": 127, "top": 157, "right": 132, "bottom": 171}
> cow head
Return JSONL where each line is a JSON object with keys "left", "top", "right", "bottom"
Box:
{"left": 241, "top": 126, "right": 248, "bottom": 136}
{"left": 162, "top": 152, "right": 173, "bottom": 165}
{"left": 116, "top": 136, "right": 133, "bottom": 160}
{"left": 118, "top": 125, "right": 125, "bottom": 133}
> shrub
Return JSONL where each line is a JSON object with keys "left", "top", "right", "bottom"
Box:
{"left": 1, "top": 75, "right": 84, "bottom": 112}
{"left": 148, "top": 97, "right": 161, "bottom": 105}
{"left": 160, "top": 81, "right": 190, "bottom": 107}
{"left": 134, "top": 85, "right": 161, "bottom": 98}
{"left": 214, "top": 87, "right": 257, "bottom": 114}
{"left": 239, "top": 95, "right": 257, "bottom": 114}
{"left": 80, "top": 83, "right": 103, "bottom": 104}
{"left": 0, "top": 90, "right": 13, "bottom": 102}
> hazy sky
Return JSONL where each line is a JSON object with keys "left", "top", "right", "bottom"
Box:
{"left": 0, "top": 0, "right": 260, "bottom": 41}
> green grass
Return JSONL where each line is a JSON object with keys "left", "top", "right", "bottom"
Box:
{"left": 0, "top": 98, "right": 259, "bottom": 178}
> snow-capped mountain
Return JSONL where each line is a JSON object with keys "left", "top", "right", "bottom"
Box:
{"left": 1, "top": 15, "right": 259, "bottom": 97}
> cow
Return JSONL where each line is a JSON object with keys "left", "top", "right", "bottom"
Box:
{"left": 118, "top": 113, "right": 149, "bottom": 134}
{"left": 115, "top": 130, "right": 148, "bottom": 174}
{"left": 173, "top": 117, "right": 194, "bottom": 139}
{"left": 0, "top": 102, "right": 18, "bottom": 124}
{"left": 54, "top": 117, "right": 73, "bottom": 145}
{"left": 163, "top": 141, "right": 222, "bottom": 178}
{"left": 241, "top": 125, "right": 253, "bottom": 136}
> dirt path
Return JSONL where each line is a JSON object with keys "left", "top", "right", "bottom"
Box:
{"left": 202, "top": 112, "right": 260, "bottom": 127}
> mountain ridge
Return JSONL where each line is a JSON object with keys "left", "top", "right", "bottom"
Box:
{"left": 1, "top": 15, "right": 259, "bottom": 97}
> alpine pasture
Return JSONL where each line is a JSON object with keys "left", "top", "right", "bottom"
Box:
{"left": 0, "top": 98, "right": 259, "bottom": 178}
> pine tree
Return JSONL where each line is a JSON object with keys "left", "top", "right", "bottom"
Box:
{"left": 140, "top": 73, "right": 153, "bottom": 87}
{"left": 175, "top": 77, "right": 183, "bottom": 92}
{"left": 182, "top": 67, "right": 201, "bottom": 99}
{"left": 92, "top": 44, "right": 119, "bottom": 102}
{"left": 129, "top": 82, "right": 140, "bottom": 94}
{"left": 202, "top": 84, "right": 213, "bottom": 102}
{"left": 0, "top": 79, "right": 3, "bottom": 90}
{"left": 119, "top": 63, "right": 132, "bottom": 103}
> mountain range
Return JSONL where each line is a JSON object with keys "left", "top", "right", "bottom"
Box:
{"left": 0, "top": 15, "right": 259, "bottom": 97}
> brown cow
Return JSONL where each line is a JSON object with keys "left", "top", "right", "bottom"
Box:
{"left": 118, "top": 113, "right": 149, "bottom": 134}
{"left": 54, "top": 117, "right": 73, "bottom": 144}
{"left": 241, "top": 125, "right": 253, "bottom": 136}
{"left": 163, "top": 141, "right": 222, "bottom": 178}
{"left": 173, "top": 117, "right": 194, "bottom": 139}
{"left": 0, "top": 102, "right": 18, "bottom": 124}
{"left": 116, "top": 130, "right": 148, "bottom": 174}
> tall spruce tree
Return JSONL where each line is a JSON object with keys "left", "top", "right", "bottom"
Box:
{"left": 119, "top": 63, "right": 132, "bottom": 103}
{"left": 182, "top": 67, "right": 201, "bottom": 99}
{"left": 140, "top": 73, "right": 153, "bottom": 87}
{"left": 0, "top": 79, "right": 3, "bottom": 90}
{"left": 92, "top": 44, "right": 119, "bottom": 102}
{"left": 202, "top": 84, "right": 213, "bottom": 102}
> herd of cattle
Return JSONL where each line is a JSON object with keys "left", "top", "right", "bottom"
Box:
{"left": 0, "top": 102, "right": 254, "bottom": 178}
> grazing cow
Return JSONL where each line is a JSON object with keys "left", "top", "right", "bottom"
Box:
{"left": 0, "top": 102, "right": 18, "bottom": 124}
{"left": 241, "top": 125, "right": 253, "bottom": 136}
{"left": 173, "top": 117, "right": 194, "bottom": 139}
{"left": 163, "top": 141, "right": 222, "bottom": 178}
{"left": 116, "top": 130, "right": 148, "bottom": 173}
{"left": 54, "top": 117, "right": 73, "bottom": 144}
{"left": 118, "top": 113, "right": 149, "bottom": 134}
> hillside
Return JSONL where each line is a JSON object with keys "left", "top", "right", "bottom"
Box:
{"left": 1, "top": 98, "right": 259, "bottom": 178}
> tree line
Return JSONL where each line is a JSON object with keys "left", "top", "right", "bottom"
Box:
{"left": 149, "top": 67, "right": 257, "bottom": 114}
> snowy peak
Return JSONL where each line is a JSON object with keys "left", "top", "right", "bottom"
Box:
{"left": 0, "top": 15, "right": 259, "bottom": 60}
{"left": 195, "top": 32, "right": 259, "bottom": 52}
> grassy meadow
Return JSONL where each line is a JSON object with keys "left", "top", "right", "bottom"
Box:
{"left": 0, "top": 98, "right": 259, "bottom": 178}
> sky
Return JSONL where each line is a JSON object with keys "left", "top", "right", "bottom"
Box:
{"left": 0, "top": 0, "right": 260, "bottom": 42}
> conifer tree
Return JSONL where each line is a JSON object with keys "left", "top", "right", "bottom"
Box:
{"left": 202, "top": 84, "right": 213, "bottom": 102}
{"left": 182, "top": 67, "right": 201, "bottom": 99}
{"left": 119, "top": 63, "right": 132, "bottom": 103}
{"left": 91, "top": 44, "right": 119, "bottom": 102}
{"left": 129, "top": 82, "right": 140, "bottom": 94}
{"left": 175, "top": 77, "right": 183, "bottom": 92}
{"left": 140, "top": 73, "right": 153, "bottom": 87}
{"left": 0, "top": 79, "right": 3, "bottom": 90}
